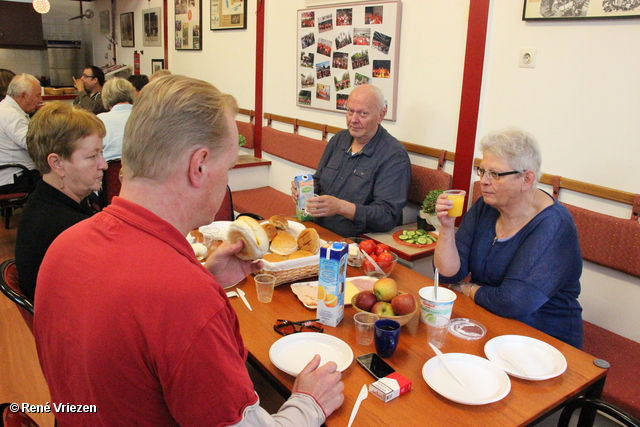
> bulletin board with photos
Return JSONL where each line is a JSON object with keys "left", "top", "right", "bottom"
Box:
{"left": 175, "top": 0, "right": 202, "bottom": 50}
{"left": 296, "top": 1, "right": 402, "bottom": 120}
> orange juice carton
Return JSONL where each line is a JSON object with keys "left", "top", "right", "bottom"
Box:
{"left": 370, "top": 372, "right": 412, "bottom": 402}
{"left": 295, "top": 174, "right": 314, "bottom": 221}
{"left": 317, "top": 242, "right": 348, "bottom": 327}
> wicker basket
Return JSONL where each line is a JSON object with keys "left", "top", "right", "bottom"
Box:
{"left": 257, "top": 256, "right": 319, "bottom": 287}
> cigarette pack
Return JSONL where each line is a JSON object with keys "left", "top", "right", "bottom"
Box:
{"left": 294, "top": 173, "right": 314, "bottom": 221}
{"left": 369, "top": 372, "right": 412, "bottom": 402}
{"left": 316, "top": 242, "right": 348, "bottom": 327}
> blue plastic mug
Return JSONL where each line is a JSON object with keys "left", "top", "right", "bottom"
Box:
{"left": 374, "top": 319, "right": 401, "bottom": 358}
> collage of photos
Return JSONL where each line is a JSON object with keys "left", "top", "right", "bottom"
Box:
{"left": 175, "top": 0, "right": 202, "bottom": 50}
{"left": 296, "top": 2, "right": 400, "bottom": 118}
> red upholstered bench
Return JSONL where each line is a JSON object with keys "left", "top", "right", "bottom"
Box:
{"left": 582, "top": 321, "right": 640, "bottom": 419}
{"left": 231, "top": 186, "right": 295, "bottom": 220}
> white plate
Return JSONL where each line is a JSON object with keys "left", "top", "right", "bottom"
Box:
{"left": 422, "top": 353, "right": 511, "bottom": 405}
{"left": 199, "top": 220, "right": 308, "bottom": 241}
{"left": 269, "top": 333, "right": 353, "bottom": 376}
{"left": 484, "top": 335, "right": 567, "bottom": 381}
{"left": 290, "top": 276, "right": 376, "bottom": 309}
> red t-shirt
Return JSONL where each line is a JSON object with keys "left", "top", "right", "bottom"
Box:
{"left": 35, "top": 197, "right": 258, "bottom": 426}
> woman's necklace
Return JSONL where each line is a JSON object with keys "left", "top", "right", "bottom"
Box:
{"left": 493, "top": 191, "right": 537, "bottom": 244}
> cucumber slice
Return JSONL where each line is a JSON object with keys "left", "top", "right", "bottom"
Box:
{"left": 398, "top": 234, "right": 410, "bottom": 240}
{"left": 417, "top": 237, "right": 428, "bottom": 244}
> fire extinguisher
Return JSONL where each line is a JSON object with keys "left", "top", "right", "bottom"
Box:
{"left": 134, "top": 51, "right": 141, "bottom": 75}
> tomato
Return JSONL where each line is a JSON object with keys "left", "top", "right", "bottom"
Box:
{"left": 362, "top": 253, "right": 378, "bottom": 272}
{"left": 377, "top": 251, "right": 395, "bottom": 274}
{"left": 374, "top": 243, "right": 390, "bottom": 256}
{"left": 359, "top": 239, "right": 376, "bottom": 255}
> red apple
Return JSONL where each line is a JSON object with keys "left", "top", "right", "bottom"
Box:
{"left": 354, "top": 291, "right": 377, "bottom": 312}
{"left": 373, "top": 277, "right": 398, "bottom": 302}
{"left": 391, "top": 293, "right": 416, "bottom": 316}
{"left": 371, "top": 301, "right": 395, "bottom": 317}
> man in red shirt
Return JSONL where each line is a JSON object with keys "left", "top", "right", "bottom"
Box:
{"left": 35, "top": 75, "right": 344, "bottom": 426}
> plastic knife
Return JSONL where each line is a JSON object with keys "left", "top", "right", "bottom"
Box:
{"left": 236, "top": 288, "right": 252, "bottom": 311}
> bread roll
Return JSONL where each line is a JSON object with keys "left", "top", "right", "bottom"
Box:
{"left": 270, "top": 232, "right": 298, "bottom": 255}
{"left": 297, "top": 228, "right": 320, "bottom": 254}
{"left": 263, "top": 253, "right": 287, "bottom": 263}
{"left": 288, "top": 250, "right": 315, "bottom": 260}
{"left": 227, "top": 216, "right": 270, "bottom": 260}
{"left": 269, "top": 215, "right": 289, "bottom": 230}
{"left": 262, "top": 223, "right": 278, "bottom": 241}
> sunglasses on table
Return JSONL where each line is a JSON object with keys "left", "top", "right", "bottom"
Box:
{"left": 273, "top": 319, "right": 324, "bottom": 335}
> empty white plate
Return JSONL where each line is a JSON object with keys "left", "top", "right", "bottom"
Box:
{"left": 269, "top": 332, "right": 353, "bottom": 376}
{"left": 484, "top": 335, "right": 567, "bottom": 381}
{"left": 422, "top": 353, "right": 511, "bottom": 405}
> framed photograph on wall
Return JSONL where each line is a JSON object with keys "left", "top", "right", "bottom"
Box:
{"left": 120, "top": 12, "right": 135, "bottom": 47}
{"left": 152, "top": 59, "right": 165, "bottom": 73}
{"left": 143, "top": 7, "right": 162, "bottom": 46}
{"left": 296, "top": 1, "right": 402, "bottom": 120}
{"left": 210, "top": 0, "right": 247, "bottom": 30}
{"left": 175, "top": 0, "right": 202, "bottom": 50}
{"left": 523, "top": 0, "right": 640, "bottom": 20}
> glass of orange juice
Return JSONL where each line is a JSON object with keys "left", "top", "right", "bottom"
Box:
{"left": 444, "top": 190, "right": 466, "bottom": 217}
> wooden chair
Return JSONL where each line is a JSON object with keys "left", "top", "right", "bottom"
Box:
{"left": 101, "top": 158, "right": 122, "bottom": 208}
{"left": 0, "top": 403, "right": 40, "bottom": 427}
{"left": 215, "top": 185, "right": 235, "bottom": 221}
{"left": 0, "top": 259, "right": 33, "bottom": 333}
{"left": 558, "top": 397, "right": 640, "bottom": 427}
{"left": 0, "top": 164, "right": 34, "bottom": 229}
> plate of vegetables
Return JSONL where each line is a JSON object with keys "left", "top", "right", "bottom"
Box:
{"left": 393, "top": 229, "right": 438, "bottom": 248}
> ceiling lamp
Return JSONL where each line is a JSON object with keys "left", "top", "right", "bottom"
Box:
{"left": 33, "top": 0, "right": 50, "bottom": 14}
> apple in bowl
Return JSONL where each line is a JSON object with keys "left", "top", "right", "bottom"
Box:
{"left": 351, "top": 278, "right": 418, "bottom": 326}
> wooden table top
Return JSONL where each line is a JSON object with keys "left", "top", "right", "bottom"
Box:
{"left": 227, "top": 221, "right": 607, "bottom": 427}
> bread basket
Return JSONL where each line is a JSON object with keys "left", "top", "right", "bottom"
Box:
{"left": 257, "top": 255, "right": 319, "bottom": 286}
{"left": 198, "top": 219, "right": 322, "bottom": 287}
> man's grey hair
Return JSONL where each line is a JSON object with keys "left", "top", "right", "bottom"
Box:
{"left": 123, "top": 75, "right": 238, "bottom": 181}
{"left": 102, "top": 77, "right": 135, "bottom": 110}
{"left": 7, "top": 74, "right": 39, "bottom": 98}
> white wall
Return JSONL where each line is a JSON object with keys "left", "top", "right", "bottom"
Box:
{"left": 92, "top": 0, "right": 640, "bottom": 341}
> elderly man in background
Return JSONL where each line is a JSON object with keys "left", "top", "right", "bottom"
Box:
{"left": 292, "top": 84, "right": 411, "bottom": 237}
{"left": 97, "top": 77, "right": 135, "bottom": 161}
{"left": 73, "top": 65, "right": 106, "bottom": 115}
{"left": 0, "top": 73, "right": 42, "bottom": 193}
{"left": 35, "top": 75, "right": 344, "bottom": 426}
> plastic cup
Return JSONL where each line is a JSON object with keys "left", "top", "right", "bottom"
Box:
{"left": 341, "top": 237, "right": 366, "bottom": 267}
{"left": 354, "top": 312, "right": 379, "bottom": 346}
{"left": 203, "top": 229, "right": 221, "bottom": 252}
{"left": 426, "top": 315, "right": 450, "bottom": 349}
{"left": 304, "top": 193, "right": 320, "bottom": 216}
{"left": 374, "top": 319, "right": 401, "bottom": 358}
{"left": 254, "top": 274, "right": 276, "bottom": 303}
{"left": 444, "top": 190, "right": 466, "bottom": 217}
{"left": 418, "top": 286, "right": 456, "bottom": 324}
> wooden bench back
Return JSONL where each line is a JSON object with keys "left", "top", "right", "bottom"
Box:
{"left": 407, "top": 163, "right": 453, "bottom": 205}
{"left": 261, "top": 126, "right": 326, "bottom": 170}
{"left": 237, "top": 108, "right": 256, "bottom": 149}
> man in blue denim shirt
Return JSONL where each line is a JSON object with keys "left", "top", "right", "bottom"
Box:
{"left": 293, "top": 85, "right": 410, "bottom": 237}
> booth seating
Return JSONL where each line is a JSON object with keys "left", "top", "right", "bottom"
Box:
{"left": 472, "top": 179, "right": 640, "bottom": 419}
{"left": 236, "top": 108, "right": 255, "bottom": 149}
{"left": 232, "top": 119, "right": 455, "bottom": 222}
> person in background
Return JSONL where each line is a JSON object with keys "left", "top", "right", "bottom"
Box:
{"left": 0, "top": 68, "right": 16, "bottom": 100}
{"left": 291, "top": 84, "right": 411, "bottom": 237}
{"left": 97, "top": 77, "right": 135, "bottom": 161}
{"left": 15, "top": 101, "right": 106, "bottom": 301}
{"left": 434, "top": 127, "right": 583, "bottom": 348}
{"left": 0, "top": 73, "right": 42, "bottom": 194}
{"left": 73, "top": 65, "right": 107, "bottom": 115}
{"left": 149, "top": 68, "right": 171, "bottom": 82}
{"left": 34, "top": 75, "right": 344, "bottom": 426}
{"left": 127, "top": 74, "right": 149, "bottom": 96}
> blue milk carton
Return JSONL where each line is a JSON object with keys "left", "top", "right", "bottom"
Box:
{"left": 317, "top": 242, "right": 348, "bottom": 327}
{"left": 295, "top": 173, "right": 314, "bottom": 221}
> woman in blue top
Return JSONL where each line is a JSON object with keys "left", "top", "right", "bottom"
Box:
{"left": 434, "top": 127, "right": 583, "bottom": 348}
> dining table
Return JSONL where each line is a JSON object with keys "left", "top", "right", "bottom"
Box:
{"left": 225, "top": 221, "right": 607, "bottom": 427}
